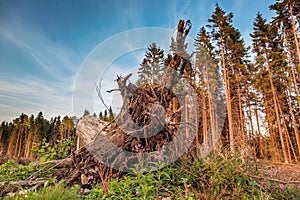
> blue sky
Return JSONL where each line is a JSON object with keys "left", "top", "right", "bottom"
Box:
{"left": 0, "top": 0, "right": 276, "bottom": 122}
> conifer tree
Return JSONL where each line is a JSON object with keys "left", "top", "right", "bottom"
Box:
{"left": 251, "top": 13, "right": 289, "bottom": 163}
{"left": 194, "top": 26, "right": 222, "bottom": 146}
{"left": 207, "top": 4, "right": 250, "bottom": 151}
{"left": 107, "top": 107, "right": 115, "bottom": 122}
{"left": 137, "top": 42, "right": 165, "bottom": 86}
{"left": 83, "top": 109, "right": 90, "bottom": 117}
{"left": 270, "top": 0, "right": 300, "bottom": 161}
{"left": 104, "top": 110, "right": 108, "bottom": 122}
{"left": 99, "top": 111, "right": 104, "bottom": 120}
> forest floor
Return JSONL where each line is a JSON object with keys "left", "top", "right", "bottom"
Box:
{"left": 244, "top": 159, "right": 300, "bottom": 190}
{"left": 1, "top": 152, "right": 300, "bottom": 199}
{"left": 251, "top": 161, "right": 300, "bottom": 183}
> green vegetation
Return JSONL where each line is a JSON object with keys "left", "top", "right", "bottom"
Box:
{"left": 5, "top": 183, "right": 82, "bottom": 200}
{"left": 0, "top": 160, "right": 60, "bottom": 198}
{"left": 0, "top": 0, "right": 299, "bottom": 199}
{"left": 0, "top": 160, "right": 58, "bottom": 182}
{"left": 0, "top": 112, "right": 76, "bottom": 160}
{"left": 0, "top": 160, "right": 36, "bottom": 182}
{"left": 87, "top": 152, "right": 260, "bottom": 199}
{"left": 2, "top": 150, "right": 300, "bottom": 199}
{"left": 30, "top": 137, "right": 75, "bottom": 162}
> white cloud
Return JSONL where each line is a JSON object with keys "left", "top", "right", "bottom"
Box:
{"left": 0, "top": 77, "right": 74, "bottom": 121}
{"left": 1, "top": 31, "right": 52, "bottom": 73}
{"left": 0, "top": 23, "right": 80, "bottom": 82}
{"left": 0, "top": 19, "right": 83, "bottom": 121}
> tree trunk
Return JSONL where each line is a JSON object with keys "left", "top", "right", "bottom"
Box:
{"left": 289, "top": 0, "right": 300, "bottom": 74}
{"left": 202, "top": 91, "right": 208, "bottom": 147}
{"left": 205, "top": 65, "right": 216, "bottom": 147}
{"left": 284, "top": 30, "right": 300, "bottom": 105}
{"left": 276, "top": 94, "right": 297, "bottom": 163}
{"left": 265, "top": 50, "right": 288, "bottom": 163}
{"left": 254, "top": 104, "right": 263, "bottom": 158}
{"left": 14, "top": 130, "right": 21, "bottom": 157}
{"left": 286, "top": 90, "right": 300, "bottom": 161}
{"left": 267, "top": 108, "right": 280, "bottom": 161}
{"left": 238, "top": 85, "right": 245, "bottom": 147}
{"left": 220, "top": 32, "right": 234, "bottom": 152}
{"left": 195, "top": 103, "right": 199, "bottom": 154}
{"left": 247, "top": 104, "right": 256, "bottom": 158}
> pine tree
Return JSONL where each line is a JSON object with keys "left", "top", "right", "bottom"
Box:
{"left": 251, "top": 13, "right": 289, "bottom": 163}
{"left": 83, "top": 109, "right": 90, "bottom": 117}
{"left": 194, "top": 26, "right": 222, "bottom": 147}
{"left": 104, "top": 110, "right": 108, "bottom": 121}
{"left": 62, "top": 116, "right": 75, "bottom": 139}
{"left": 99, "top": 111, "right": 104, "bottom": 120}
{"left": 270, "top": 0, "right": 300, "bottom": 73}
{"left": 24, "top": 114, "right": 35, "bottom": 158}
{"left": 0, "top": 122, "right": 9, "bottom": 155}
{"left": 270, "top": 1, "right": 300, "bottom": 160}
{"left": 137, "top": 42, "right": 165, "bottom": 86}
{"left": 2, "top": 123, "right": 9, "bottom": 151}
{"left": 207, "top": 4, "right": 250, "bottom": 151}
{"left": 0, "top": 113, "right": 76, "bottom": 158}
{"left": 107, "top": 107, "right": 115, "bottom": 122}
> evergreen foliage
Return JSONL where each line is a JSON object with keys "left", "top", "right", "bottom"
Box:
{"left": 137, "top": 42, "right": 165, "bottom": 86}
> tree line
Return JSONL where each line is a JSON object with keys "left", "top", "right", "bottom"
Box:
{"left": 0, "top": 112, "right": 76, "bottom": 159}
{"left": 0, "top": 107, "right": 115, "bottom": 159}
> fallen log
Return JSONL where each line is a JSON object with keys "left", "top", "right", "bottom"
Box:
{"left": 67, "top": 79, "right": 198, "bottom": 183}
{"left": 64, "top": 19, "right": 199, "bottom": 185}
{"left": 0, "top": 179, "right": 48, "bottom": 186}
{"left": 30, "top": 158, "right": 73, "bottom": 168}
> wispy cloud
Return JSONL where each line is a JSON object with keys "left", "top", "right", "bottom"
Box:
{"left": 1, "top": 30, "right": 52, "bottom": 73}
{"left": 0, "top": 21, "right": 81, "bottom": 121}
{"left": 0, "top": 77, "right": 74, "bottom": 121}
{"left": 0, "top": 22, "right": 80, "bottom": 81}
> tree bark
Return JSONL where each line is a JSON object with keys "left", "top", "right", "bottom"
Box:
{"left": 265, "top": 50, "right": 288, "bottom": 163}
{"left": 220, "top": 32, "right": 234, "bottom": 152}
{"left": 289, "top": 0, "right": 300, "bottom": 74}
{"left": 0, "top": 179, "right": 47, "bottom": 186}
{"left": 254, "top": 104, "right": 263, "bottom": 158}
{"left": 238, "top": 85, "right": 245, "bottom": 147}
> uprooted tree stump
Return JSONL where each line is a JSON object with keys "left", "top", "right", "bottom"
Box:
{"left": 65, "top": 72, "right": 199, "bottom": 186}
{"left": 65, "top": 19, "right": 199, "bottom": 186}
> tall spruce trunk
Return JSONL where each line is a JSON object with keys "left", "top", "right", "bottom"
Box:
{"left": 202, "top": 90, "right": 208, "bottom": 146}
{"left": 289, "top": 1, "right": 300, "bottom": 73}
{"left": 264, "top": 50, "right": 288, "bottom": 163}
{"left": 254, "top": 104, "right": 263, "bottom": 158}
{"left": 220, "top": 32, "right": 234, "bottom": 152}
{"left": 237, "top": 85, "right": 245, "bottom": 146}
{"left": 247, "top": 103, "right": 256, "bottom": 157}
{"left": 286, "top": 91, "right": 300, "bottom": 160}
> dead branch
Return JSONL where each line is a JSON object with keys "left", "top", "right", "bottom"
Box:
{"left": 0, "top": 179, "right": 48, "bottom": 186}
{"left": 248, "top": 174, "right": 300, "bottom": 184}
{"left": 30, "top": 158, "right": 72, "bottom": 168}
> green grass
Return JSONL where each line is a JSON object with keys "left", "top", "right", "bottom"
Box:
{"left": 4, "top": 184, "right": 81, "bottom": 200}
{"left": 85, "top": 151, "right": 265, "bottom": 199}
{"left": 0, "top": 160, "right": 59, "bottom": 182}
{"left": 2, "top": 151, "right": 300, "bottom": 199}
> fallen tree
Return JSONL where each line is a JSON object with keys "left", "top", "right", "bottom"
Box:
{"left": 66, "top": 82, "right": 190, "bottom": 185}
{"left": 65, "top": 19, "right": 199, "bottom": 185}
{"left": 0, "top": 179, "right": 48, "bottom": 187}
